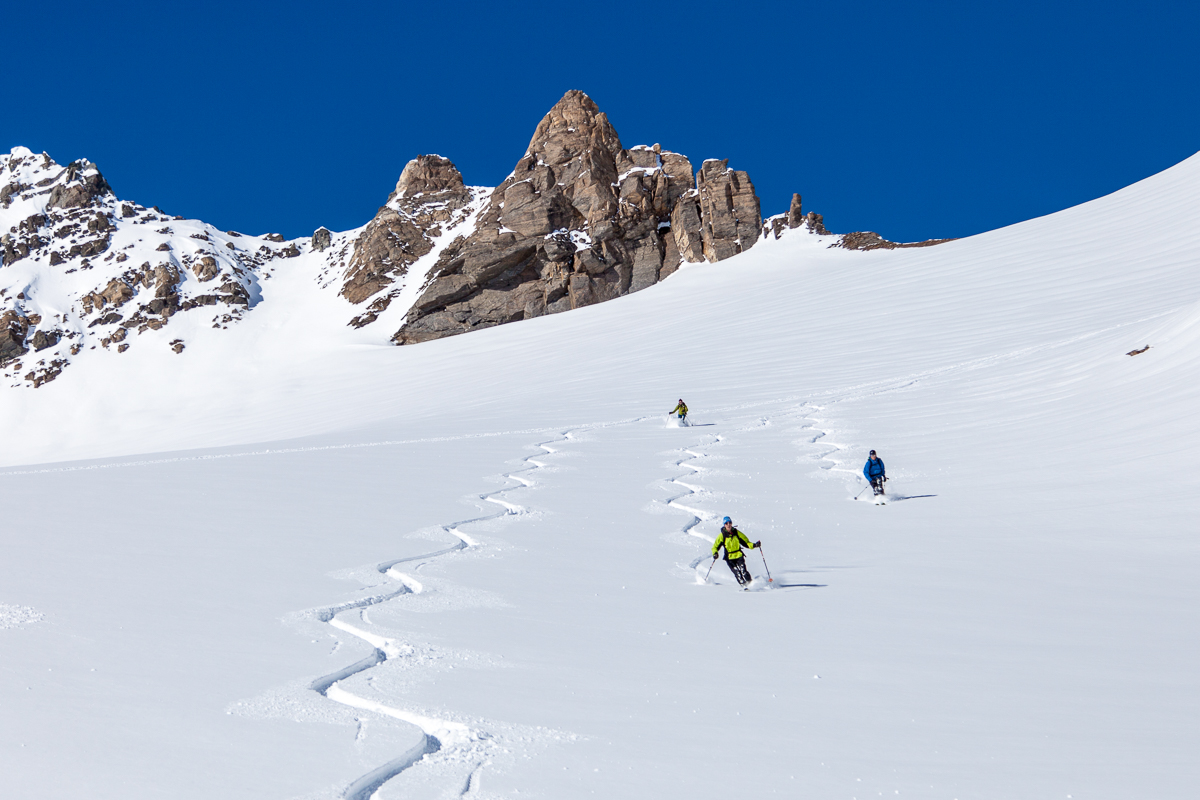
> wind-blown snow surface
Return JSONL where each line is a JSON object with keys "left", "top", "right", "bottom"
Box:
{"left": 1, "top": 153, "right": 1199, "bottom": 799}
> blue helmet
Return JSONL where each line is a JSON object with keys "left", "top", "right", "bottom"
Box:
{"left": 722, "top": 516, "right": 732, "bottom": 524}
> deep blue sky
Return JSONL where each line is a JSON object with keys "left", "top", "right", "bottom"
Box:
{"left": 4, "top": 1, "right": 1198, "bottom": 242}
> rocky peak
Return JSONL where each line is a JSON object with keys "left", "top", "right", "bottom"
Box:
{"left": 2, "top": 148, "right": 111, "bottom": 212}
{"left": 488, "top": 91, "right": 624, "bottom": 239}
{"left": 339, "top": 154, "right": 482, "bottom": 319}
{"left": 392, "top": 90, "right": 762, "bottom": 345}
{"left": 393, "top": 155, "right": 467, "bottom": 200}
{"left": 525, "top": 89, "right": 624, "bottom": 177}
{"left": 527, "top": 90, "right": 622, "bottom": 167}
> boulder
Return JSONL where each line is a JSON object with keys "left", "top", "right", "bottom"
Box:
{"left": 46, "top": 161, "right": 113, "bottom": 209}
{"left": 86, "top": 212, "right": 112, "bottom": 233}
{"left": 311, "top": 227, "right": 332, "bottom": 252}
{"left": 192, "top": 255, "right": 220, "bottom": 282}
{"left": 0, "top": 182, "right": 20, "bottom": 207}
{"left": 85, "top": 278, "right": 135, "bottom": 312}
{"left": 68, "top": 237, "right": 110, "bottom": 258}
{"left": 31, "top": 329, "right": 61, "bottom": 351}
{"left": 25, "top": 358, "right": 66, "bottom": 387}
{"left": 806, "top": 212, "right": 830, "bottom": 235}
{"left": 2, "top": 238, "right": 31, "bottom": 266}
{"left": 152, "top": 264, "right": 180, "bottom": 298}
{"left": 19, "top": 214, "right": 47, "bottom": 234}
{"left": 0, "top": 310, "right": 30, "bottom": 365}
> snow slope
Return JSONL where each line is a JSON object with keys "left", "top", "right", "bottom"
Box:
{"left": 0, "top": 151, "right": 1198, "bottom": 799}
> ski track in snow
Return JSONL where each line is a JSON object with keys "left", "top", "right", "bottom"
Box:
{"left": 797, "top": 403, "right": 906, "bottom": 506}
{"left": 665, "top": 416, "right": 794, "bottom": 589}
{"left": 305, "top": 429, "right": 581, "bottom": 799}
{"left": 664, "top": 437, "right": 724, "bottom": 577}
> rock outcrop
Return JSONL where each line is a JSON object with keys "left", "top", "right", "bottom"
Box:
{"left": 340, "top": 155, "right": 475, "bottom": 308}
{"left": 393, "top": 91, "right": 764, "bottom": 345}
{"left": 695, "top": 159, "right": 761, "bottom": 262}
{"left": 312, "top": 227, "right": 332, "bottom": 252}
{"left": 46, "top": 160, "right": 113, "bottom": 209}
{"left": 0, "top": 309, "right": 30, "bottom": 365}
{"left": 763, "top": 193, "right": 818, "bottom": 240}
{"left": 834, "top": 231, "right": 957, "bottom": 251}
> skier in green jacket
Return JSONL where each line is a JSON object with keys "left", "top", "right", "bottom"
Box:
{"left": 670, "top": 399, "right": 688, "bottom": 422}
{"left": 711, "top": 516, "right": 761, "bottom": 587}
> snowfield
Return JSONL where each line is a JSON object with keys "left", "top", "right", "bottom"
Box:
{"left": 1, "top": 151, "right": 1198, "bottom": 799}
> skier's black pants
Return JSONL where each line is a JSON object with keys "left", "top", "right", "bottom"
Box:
{"left": 725, "top": 556, "right": 752, "bottom": 585}
{"left": 871, "top": 477, "right": 886, "bottom": 495}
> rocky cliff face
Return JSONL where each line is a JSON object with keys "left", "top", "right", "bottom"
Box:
{"left": 340, "top": 155, "right": 484, "bottom": 328}
{"left": 391, "top": 91, "right": 781, "bottom": 345}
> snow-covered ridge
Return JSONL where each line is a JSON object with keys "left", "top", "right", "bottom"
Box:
{"left": 0, "top": 147, "right": 489, "bottom": 388}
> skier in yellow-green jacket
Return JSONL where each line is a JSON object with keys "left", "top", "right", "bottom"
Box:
{"left": 671, "top": 399, "right": 688, "bottom": 422}
{"left": 711, "top": 516, "right": 761, "bottom": 587}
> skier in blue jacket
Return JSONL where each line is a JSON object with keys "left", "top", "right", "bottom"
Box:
{"left": 863, "top": 450, "right": 886, "bottom": 496}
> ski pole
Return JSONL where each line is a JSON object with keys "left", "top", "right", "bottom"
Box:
{"left": 854, "top": 484, "right": 869, "bottom": 500}
{"left": 759, "top": 546, "right": 773, "bottom": 583}
{"left": 704, "top": 556, "right": 718, "bottom": 582}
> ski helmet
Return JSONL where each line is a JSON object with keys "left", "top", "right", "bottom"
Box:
{"left": 869, "top": 450, "right": 876, "bottom": 456}
{"left": 723, "top": 516, "right": 732, "bottom": 524}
